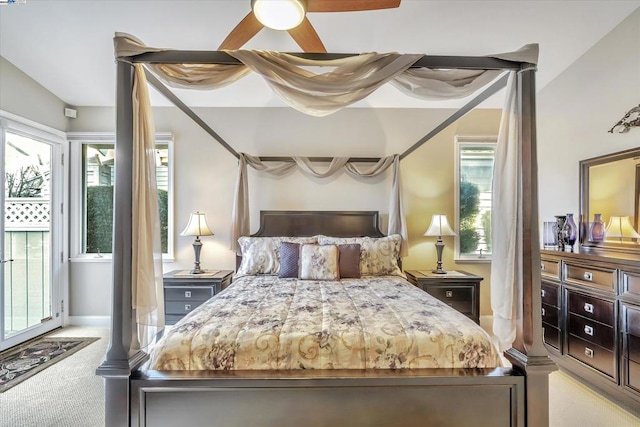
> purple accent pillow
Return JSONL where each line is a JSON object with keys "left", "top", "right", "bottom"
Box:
{"left": 279, "top": 242, "right": 300, "bottom": 278}
{"left": 339, "top": 244, "right": 361, "bottom": 279}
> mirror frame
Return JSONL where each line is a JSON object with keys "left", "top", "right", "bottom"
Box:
{"left": 580, "top": 146, "right": 640, "bottom": 254}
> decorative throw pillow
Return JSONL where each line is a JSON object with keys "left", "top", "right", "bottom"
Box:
{"left": 338, "top": 244, "right": 361, "bottom": 279}
{"left": 298, "top": 244, "right": 339, "bottom": 281}
{"left": 279, "top": 242, "right": 300, "bottom": 278}
{"left": 317, "top": 234, "right": 403, "bottom": 276}
{"left": 236, "top": 236, "right": 317, "bottom": 277}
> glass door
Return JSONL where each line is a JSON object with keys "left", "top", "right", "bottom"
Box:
{"left": 1, "top": 124, "right": 64, "bottom": 351}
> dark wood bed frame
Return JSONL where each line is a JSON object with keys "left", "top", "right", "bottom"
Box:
{"left": 97, "top": 48, "right": 555, "bottom": 427}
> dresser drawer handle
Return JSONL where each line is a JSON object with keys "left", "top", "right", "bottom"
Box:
{"left": 541, "top": 308, "right": 546, "bottom": 317}
{"left": 541, "top": 289, "right": 546, "bottom": 298}
{"left": 445, "top": 290, "right": 453, "bottom": 298}
{"left": 583, "top": 272, "right": 593, "bottom": 281}
{"left": 184, "top": 304, "right": 192, "bottom": 311}
{"left": 584, "top": 347, "right": 594, "bottom": 359}
{"left": 584, "top": 325, "right": 594, "bottom": 336}
{"left": 541, "top": 264, "right": 546, "bottom": 271}
{"left": 583, "top": 303, "right": 594, "bottom": 314}
{"left": 185, "top": 291, "right": 192, "bottom": 298}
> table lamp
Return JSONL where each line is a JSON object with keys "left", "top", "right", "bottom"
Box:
{"left": 180, "top": 211, "right": 214, "bottom": 274}
{"left": 424, "top": 214, "right": 457, "bottom": 274}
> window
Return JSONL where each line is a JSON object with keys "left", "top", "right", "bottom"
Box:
{"left": 69, "top": 133, "right": 173, "bottom": 260}
{"left": 455, "top": 136, "right": 496, "bottom": 261}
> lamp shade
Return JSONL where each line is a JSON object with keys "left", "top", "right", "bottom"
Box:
{"left": 605, "top": 216, "right": 640, "bottom": 239}
{"left": 252, "top": 0, "right": 306, "bottom": 30}
{"left": 423, "top": 214, "right": 457, "bottom": 237}
{"left": 180, "top": 212, "right": 214, "bottom": 237}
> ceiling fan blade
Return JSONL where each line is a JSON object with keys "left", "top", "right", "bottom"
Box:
{"left": 307, "top": 0, "right": 401, "bottom": 13}
{"left": 288, "top": 17, "right": 327, "bottom": 53}
{"left": 218, "top": 11, "right": 264, "bottom": 50}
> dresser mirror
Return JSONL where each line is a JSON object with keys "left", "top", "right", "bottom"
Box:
{"left": 580, "top": 147, "right": 640, "bottom": 253}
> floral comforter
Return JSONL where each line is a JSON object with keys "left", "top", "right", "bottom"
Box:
{"left": 149, "top": 275, "right": 502, "bottom": 370}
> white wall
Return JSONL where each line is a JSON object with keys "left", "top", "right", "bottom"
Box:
{"left": 0, "top": 56, "right": 71, "bottom": 131}
{"left": 537, "top": 8, "right": 640, "bottom": 224}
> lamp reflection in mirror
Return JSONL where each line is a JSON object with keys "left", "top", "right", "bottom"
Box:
{"left": 424, "top": 214, "right": 457, "bottom": 274}
{"left": 181, "top": 211, "right": 214, "bottom": 274}
{"left": 605, "top": 215, "right": 640, "bottom": 242}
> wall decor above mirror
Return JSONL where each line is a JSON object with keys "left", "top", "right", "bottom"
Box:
{"left": 580, "top": 147, "right": 640, "bottom": 254}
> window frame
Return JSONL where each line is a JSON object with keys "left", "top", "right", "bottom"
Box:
{"left": 68, "top": 132, "right": 174, "bottom": 262}
{"left": 454, "top": 135, "right": 497, "bottom": 263}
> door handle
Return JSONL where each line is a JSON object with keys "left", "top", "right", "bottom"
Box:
{"left": 0, "top": 259, "right": 14, "bottom": 263}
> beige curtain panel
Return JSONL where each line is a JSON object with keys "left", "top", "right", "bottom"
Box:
{"left": 115, "top": 32, "right": 537, "bottom": 344}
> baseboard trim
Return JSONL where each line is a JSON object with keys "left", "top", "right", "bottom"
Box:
{"left": 67, "top": 316, "right": 110, "bottom": 328}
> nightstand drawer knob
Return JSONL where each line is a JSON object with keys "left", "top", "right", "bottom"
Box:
{"left": 445, "top": 290, "right": 453, "bottom": 298}
{"left": 541, "top": 264, "right": 545, "bottom": 271}
{"left": 583, "top": 303, "right": 594, "bottom": 314}
{"left": 584, "top": 347, "right": 594, "bottom": 359}
{"left": 185, "top": 291, "right": 192, "bottom": 298}
{"left": 185, "top": 304, "right": 192, "bottom": 311}
{"left": 541, "top": 289, "right": 546, "bottom": 298}
{"left": 583, "top": 272, "right": 593, "bottom": 281}
{"left": 541, "top": 308, "right": 545, "bottom": 317}
{"left": 584, "top": 325, "right": 594, "bottom": 336}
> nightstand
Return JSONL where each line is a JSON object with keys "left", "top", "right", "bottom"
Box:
{"left": 163, "top": 269, "right": 233, "bottom": 325}
{"left": 405, "top": 269, "right": 483, "bottom": 324}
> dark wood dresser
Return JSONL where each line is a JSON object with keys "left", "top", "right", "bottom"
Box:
{"left": 540, "top": 249, "right": 640, "bottom": 414}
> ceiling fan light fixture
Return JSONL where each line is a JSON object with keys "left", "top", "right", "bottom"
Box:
{"left": 252, "top": 0, "right": 306, "bottom": 31}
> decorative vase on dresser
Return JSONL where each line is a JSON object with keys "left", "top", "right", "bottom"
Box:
{"left": 563, "top": 213, "right": 578, "bottom": 251}
{"left": 540, "top": 248, "right": 640, "bottom": 416}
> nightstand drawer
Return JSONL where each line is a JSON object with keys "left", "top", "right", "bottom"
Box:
{"left": 567, "top": 291, "right": 614, "bottom": 326}
{"left": 541, "top": 303, "right": 559, "bottom": 327}
{"left": 165, "top": 286, "right": 214, "bottom": 301}
{"left": 568, "top": 335, "right": 615, "bottom": 378}
{"left": 564, "top": 262, "right": 616, "bottom": 291}
{"left": 568, "top": 313, "right": 614, "bottom": 350}
{"left": 541, "top": 283, "right": 560, "bottom": 307}
{"left": 166, "top": 300, "right": 206, "bottom": 316}
{"left": 425, "top": 286, "right": 473, "bottom": 314}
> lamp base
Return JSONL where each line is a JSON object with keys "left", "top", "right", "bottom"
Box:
{"left": 432, "top": 268, "right": 448, "bottom": 274}
{"left": 190, "top": 267, "right": 205, "bottom": 274}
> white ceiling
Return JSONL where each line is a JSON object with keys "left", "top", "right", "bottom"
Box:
{"left": 1, "top": 0, "right": 638, "bottom": 109}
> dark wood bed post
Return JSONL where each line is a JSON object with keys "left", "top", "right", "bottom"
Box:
{"left": 96, "top": 59, "right": 147, "bottom": 427}
{"left": 504, "top": 67, "right": 557, "bottom": 427}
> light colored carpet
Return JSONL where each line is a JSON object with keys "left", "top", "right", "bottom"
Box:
{"left": 0, "top": 326, "right": 638, "bottom": 426}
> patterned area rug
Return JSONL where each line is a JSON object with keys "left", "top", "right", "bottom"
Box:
{"left": 0, "top": 336, "right": 99, "bottom": 393}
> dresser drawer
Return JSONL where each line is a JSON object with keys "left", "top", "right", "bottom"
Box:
{"left": 564, "top": 263, "right": 616, "bottom": 291}
{"left": 629, "top": 334, "right": 640, "bottom": 364}
{"left": 622, "top": 270, "right": 640, "bottom": 300}
{"left": 568, "top": 312, "right": 615, "bottom": 350}
{"left": 542, "top": 303, "right": 559, "bottom": 327}
{"left": 166, "top": 300, "right": 206, "bottom": 316}
{"left": 541, "top": 283, "right": 560, "bottom": 307}
{"left": 543, "top": 325, "right": 561, "bottom": 350}
{"left": 567, "top": 291, "right": 614, "bottom": 326}
{"left": 623, "top": 304, "right": 640, "bottom": 337}
{"left": 627, "top": 359, "right": 640, "bottom": 393}
{"left": 568, "top": 335, "right": 615, "bottom": 378}
{"left": 540, "top": 258, "right": 560, "bottom": 280}
{"left": 165, "top": 286, "right": 214, "bottom": 302}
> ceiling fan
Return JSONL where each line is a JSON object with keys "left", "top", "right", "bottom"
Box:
{"left": 218, "top": 0, "right": 401, "bottom": 53}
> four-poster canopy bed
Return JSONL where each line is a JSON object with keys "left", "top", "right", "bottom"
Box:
{"left": 96, "top": 34, "right": 556, "bottom": 426}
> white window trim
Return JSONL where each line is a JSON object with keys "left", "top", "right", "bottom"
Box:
{"left": 454, "top": 135, "right": 497, "bottom": 263}
{"left": 68, "top": 132, "right": 175, "bottom": 262}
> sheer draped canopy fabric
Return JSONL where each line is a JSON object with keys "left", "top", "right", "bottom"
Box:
{"left": 114, "top": 32, "right": 538, "bottom": 346}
